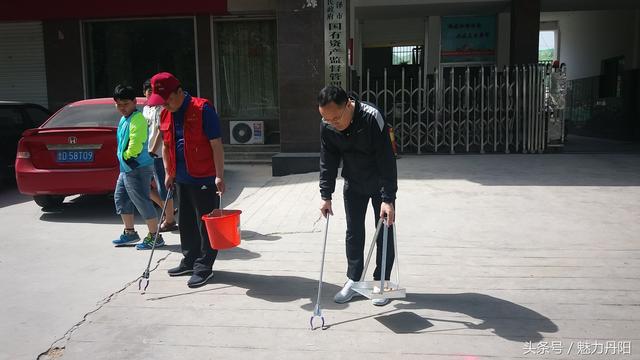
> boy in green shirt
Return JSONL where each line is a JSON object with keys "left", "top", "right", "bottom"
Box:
{"left": 111, "top": 84, "right": 164, "bottom": 250}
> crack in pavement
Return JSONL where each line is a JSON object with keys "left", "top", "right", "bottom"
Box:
{"left": 36, "top": 251, "right": 174, "bottom": 360}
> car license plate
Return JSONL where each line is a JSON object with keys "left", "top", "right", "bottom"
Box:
{"left": 56, "top": 150, "right": 94, "bottom": 163}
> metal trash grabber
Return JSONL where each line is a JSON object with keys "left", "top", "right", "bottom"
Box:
{"left": 310, "top": 214, "right": 330, "bottom": 330}
{"left": 352, "top": 218, "right": 406, "bottom": 300}
{"left": 138, "top": 185, "right": 175, "bottom": 293}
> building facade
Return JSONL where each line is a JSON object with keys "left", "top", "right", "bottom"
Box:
{"left": 1, "top": 0, "right": 638, "bottom": 175}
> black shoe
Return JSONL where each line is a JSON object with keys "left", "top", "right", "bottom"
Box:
{"left": 167, "top": 263, "right": 193, "bottom": 277}
{"left": 187, "top": 271, "right": 213, "bottom": 288}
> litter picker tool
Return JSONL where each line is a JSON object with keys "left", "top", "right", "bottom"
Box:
{"left": 351, "top": 218, "right": 406, "bottom": 300}
{"left": 310, "top": 214, "right": 330, "bottom": 330}
{"left": 138, "top": 185, "right": 174, "bottom": 293}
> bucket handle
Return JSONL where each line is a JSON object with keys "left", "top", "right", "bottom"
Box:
{"left": 206, "top": 191, "right": 224, "bottom": 217}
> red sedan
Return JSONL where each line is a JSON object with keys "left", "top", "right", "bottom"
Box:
{"left": 16, "top": 97, "right": 147, "bottom": 209}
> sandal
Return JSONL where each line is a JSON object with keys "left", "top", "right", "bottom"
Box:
{"left": 161, "top": 208, "right": 179, "bottom": 223}
{"left": 159, "top": 221, "right": 179, "bottom": 232}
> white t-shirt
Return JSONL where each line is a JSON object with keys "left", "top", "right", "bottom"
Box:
{"left": 142, "top": 105, "right": 163, "bottom": 157}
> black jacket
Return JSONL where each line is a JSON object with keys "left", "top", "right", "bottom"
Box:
{"left": 319, "top": 99, "right": 397, "bottom": 202}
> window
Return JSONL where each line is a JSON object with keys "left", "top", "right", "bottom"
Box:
{"left": 538, "top": 30, "right": 557, "bottom": 63}
{"left": 216, "top": 20, "right": 278, "bottom": 119}
{"left": 84, "top": 19, "right": 197, "bottom": 98}
{"left": 0, "top": 108, "right": 23, "bottom": 130}
{"left": 25, "top": 106, "right": 50, "bottom": 127}
{"left": 43, "top": 104, "right": 120, "bottom": 128}
{"left": 392, "top": 46, "right": 422, "bottom": 65}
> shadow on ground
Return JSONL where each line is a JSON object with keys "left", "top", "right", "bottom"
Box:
{"left": 0, "top": 185, "right": 31, "bottom": 208}
{"left": 400, "top": 146, "right": 640, "bottom": 187}
{"left": 401, "top": 153, "right": 640, "bottom": 187}
{"left": 190, "top": 270, "right": 351, "bottom": 311}
{"left": 39, "top": 194, "right": 120, "bottom": 224}
{"left": 562, "top": 135, "right": 640, "bottom": 154}
{"left": 241, "top": 230, "right": 282, "bottom": 241}
{"left": 319, "top": 292, "right": 557, "bottom": 342}
{"left": 383, "top": 292, "right": 558, "bottom": 342}
{"left": 149, "top": 244, "right": 261, "bottom": 261}
{"left": 156, "top": 271, "right": 555, "bottom": 341}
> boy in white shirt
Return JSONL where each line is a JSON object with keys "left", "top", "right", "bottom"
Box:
{"left": 143, "top": 79, "right": 178, "bottom": 232}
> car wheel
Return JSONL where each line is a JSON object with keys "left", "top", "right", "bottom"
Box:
{"left": 33, "top": 195, "right": 65, "bottom": 209}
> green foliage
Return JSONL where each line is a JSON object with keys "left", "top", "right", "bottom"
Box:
{"left": 538, "top": 49, "right": 554, "bottom": 62}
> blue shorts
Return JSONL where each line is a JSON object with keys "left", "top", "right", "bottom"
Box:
{"left": 114, "top": 165, "right": 157, "bottom": 220}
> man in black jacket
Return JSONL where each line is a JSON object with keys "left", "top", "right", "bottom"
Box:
{"left": 318, "top": 85, "right": 398, "bottom": 306}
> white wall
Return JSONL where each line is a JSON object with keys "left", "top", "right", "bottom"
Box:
{"left": 541, "top": 10, "right": 639, "bottom": 80}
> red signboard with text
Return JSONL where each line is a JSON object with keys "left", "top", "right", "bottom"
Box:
{"left": 1, "top": 0, "right": 227, "bottom": 21}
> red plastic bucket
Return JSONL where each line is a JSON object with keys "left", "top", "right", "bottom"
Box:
{"left": 201, "top": 209, "right": 242, "bottom": 250}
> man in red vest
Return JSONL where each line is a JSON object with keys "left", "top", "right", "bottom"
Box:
{"left": 147, "top": 72, "right": 225, "bottom": 288}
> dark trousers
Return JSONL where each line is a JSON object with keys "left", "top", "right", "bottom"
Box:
{"left": 177, "top": 183, "right": 219, "bottom": 274}
{"left": 344, "top": 187, "right": 395, "bottom": 281}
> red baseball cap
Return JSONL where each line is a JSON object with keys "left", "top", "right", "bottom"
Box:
{"left": 147, "top": 72, "right": 181, "bottom": 106}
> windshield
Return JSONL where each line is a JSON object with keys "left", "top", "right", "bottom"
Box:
{"left": 42, "top": 104, "right": 134, "bottom": 128}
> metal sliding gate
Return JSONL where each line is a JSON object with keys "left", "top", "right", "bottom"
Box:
{"left": 353, "top": 64, "right": 566, "bottom": 154}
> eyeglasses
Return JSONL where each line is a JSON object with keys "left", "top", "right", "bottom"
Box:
{"left": 322, "top": 104, "right": 348, "bottom": 125}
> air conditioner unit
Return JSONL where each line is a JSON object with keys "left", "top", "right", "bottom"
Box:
{"left": 230, "top": 121, "right": 264, "bottom": 145}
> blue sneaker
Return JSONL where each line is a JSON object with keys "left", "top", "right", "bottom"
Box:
{"left": 136, "top": 233, "right": 165, "bottom": 250}
{"left": 113, "top": 230, "right": 140, "bottom": 246}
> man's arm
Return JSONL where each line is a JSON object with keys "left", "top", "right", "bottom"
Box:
{"left": 319, "top": 123, "right": 340, "bottom": 217}
{"left": 371, "top": 111, "right": 398, "bottom": 224}
{"left": 123, "top": 113, "right": 148, "bottom": 160}
{"left": 319, "top": 124, "right": 340, "bottom": 200}
{"left": 210, "top": 138, "right": 225, "bottom": 194}
{"left": 162, "top": 143, "right": 174, "bottom": 189}
{"left": 202, "top": 103, "right": 225, "bottom": 194}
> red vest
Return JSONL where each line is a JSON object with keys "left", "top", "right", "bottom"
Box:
{"left": 160, "top": 97, "right": 216, "bottom": 178}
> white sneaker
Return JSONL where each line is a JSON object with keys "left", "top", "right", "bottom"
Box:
{"left": 372, "top": 298, "right": 390, "bottom": 306}
{"left": 333, "top": 279, "right": 360, "bottom": 303}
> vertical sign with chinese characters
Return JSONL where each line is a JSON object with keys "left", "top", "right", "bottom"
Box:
{"left": 324, "top": 0, "right": 347, "bottom": 88}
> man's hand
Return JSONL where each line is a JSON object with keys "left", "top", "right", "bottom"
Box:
{"left": 319, "top": 199, "right": 333, "bottom": 218}
{"left": 165, "top": 175, "right": 175, "bottom": 191}
{"left": 215, "top": 177, "right": 225, "bottom": 195}
{"left": 380, "top": 202, "right": 395, "bottom": 226}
